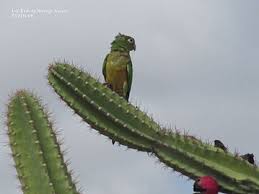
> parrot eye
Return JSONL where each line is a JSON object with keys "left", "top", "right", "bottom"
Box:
{"left": 128, "top": 38, "right": 134, "bottom": 43}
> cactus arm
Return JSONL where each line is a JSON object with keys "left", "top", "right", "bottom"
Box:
{"left": 48, "top": 62, "right": 259, "bottom": 193}
{"left": 7, "top": 90, "right": 79, "bottom": 194}
{"left": 48, "top": 64, "right": 155, "bottom": 152}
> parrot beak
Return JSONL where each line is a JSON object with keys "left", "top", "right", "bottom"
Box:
{"left": 133, "top": 44, "right": 136, "bottom": 51}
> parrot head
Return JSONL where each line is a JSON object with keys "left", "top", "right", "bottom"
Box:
{"left": 111, "top": 33, "right": 136, "bottom": 52}
{"left": 193, "top": 176, "right": 219, "bottom": 194}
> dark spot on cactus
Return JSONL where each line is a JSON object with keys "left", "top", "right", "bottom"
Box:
{"left": 214, "top": 140, "right": 227, "bottom": 152}
{"left": 241, "top": 153, "right": 255, "bottom": 165}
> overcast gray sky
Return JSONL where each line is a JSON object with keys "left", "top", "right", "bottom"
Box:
{"left": 1, "top": 0, "right": 259, "bottom": 193}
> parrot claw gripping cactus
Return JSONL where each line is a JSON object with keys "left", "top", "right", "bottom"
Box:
{"left": 6, "top": 90, "right": 80, "bottom": 194}
{"left": 48, "top": 62, "right": 259, "bottom": 194}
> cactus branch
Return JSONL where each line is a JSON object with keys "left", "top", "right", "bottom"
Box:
{"left": 48, "top": 62, "right": 259, "bottom": 194}
{"left": 7, "top": 90, "right": 80, "bottom": 194}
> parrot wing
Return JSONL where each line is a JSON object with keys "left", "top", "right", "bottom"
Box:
{"left": 102, "top": 54, "right": 109, "bottom": 80}
{"left": 126, "top": 60, "right": 133, "bottom": 100}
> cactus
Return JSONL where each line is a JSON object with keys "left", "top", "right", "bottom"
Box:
{"left": 48, "top": 62, "right": 259, "bottom": 194}
{"left": 6, "top": 90, "right": 80, "bottom": 194}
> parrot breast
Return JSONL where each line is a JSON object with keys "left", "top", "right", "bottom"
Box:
{"left": 105, "top": 52, "right": 129, "bottom": 96}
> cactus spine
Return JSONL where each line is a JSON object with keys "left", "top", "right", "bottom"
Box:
{"left": 48, "top": 62, "right": 259, "bottom": 194}
{"left": 7, "top": 90, "right": 80, "bottom": 194}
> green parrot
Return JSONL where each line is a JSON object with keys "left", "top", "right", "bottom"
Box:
{"left": 102, "top": 33, "right": 136, "bottom": 101}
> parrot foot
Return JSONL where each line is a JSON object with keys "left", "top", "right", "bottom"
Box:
{"left": 112, "top": 140, "right": 115, "bottom": 145}
{"left": 103, "top": 82, "right": 112, "bottom": 89}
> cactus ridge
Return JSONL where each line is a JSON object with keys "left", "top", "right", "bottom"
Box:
{"left": 7, "top": 90, "right": 80, "bottom": 194}
{"left": 48, "top": 62, "right": 259, "bottom": 193}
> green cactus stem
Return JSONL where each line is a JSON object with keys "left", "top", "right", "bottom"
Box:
{"left": 7, "top": 90, "right": 80, "bottom": 194}
{"left": 48, "top": 62, "right": 259, "bottom": 194}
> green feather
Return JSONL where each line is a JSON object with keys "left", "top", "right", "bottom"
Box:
{"left": 126, "top": 60, "right": 133, "bottom": 100}
{"left": 102, "top": 54, "right": 109, "bottom": 80}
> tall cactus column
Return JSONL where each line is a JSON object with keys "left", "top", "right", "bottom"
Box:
{"left": 48, "top": 62, "right": 259, "bottom": 194}
{"left": 7, "top": 90, "right": 80, "bottom": 194}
